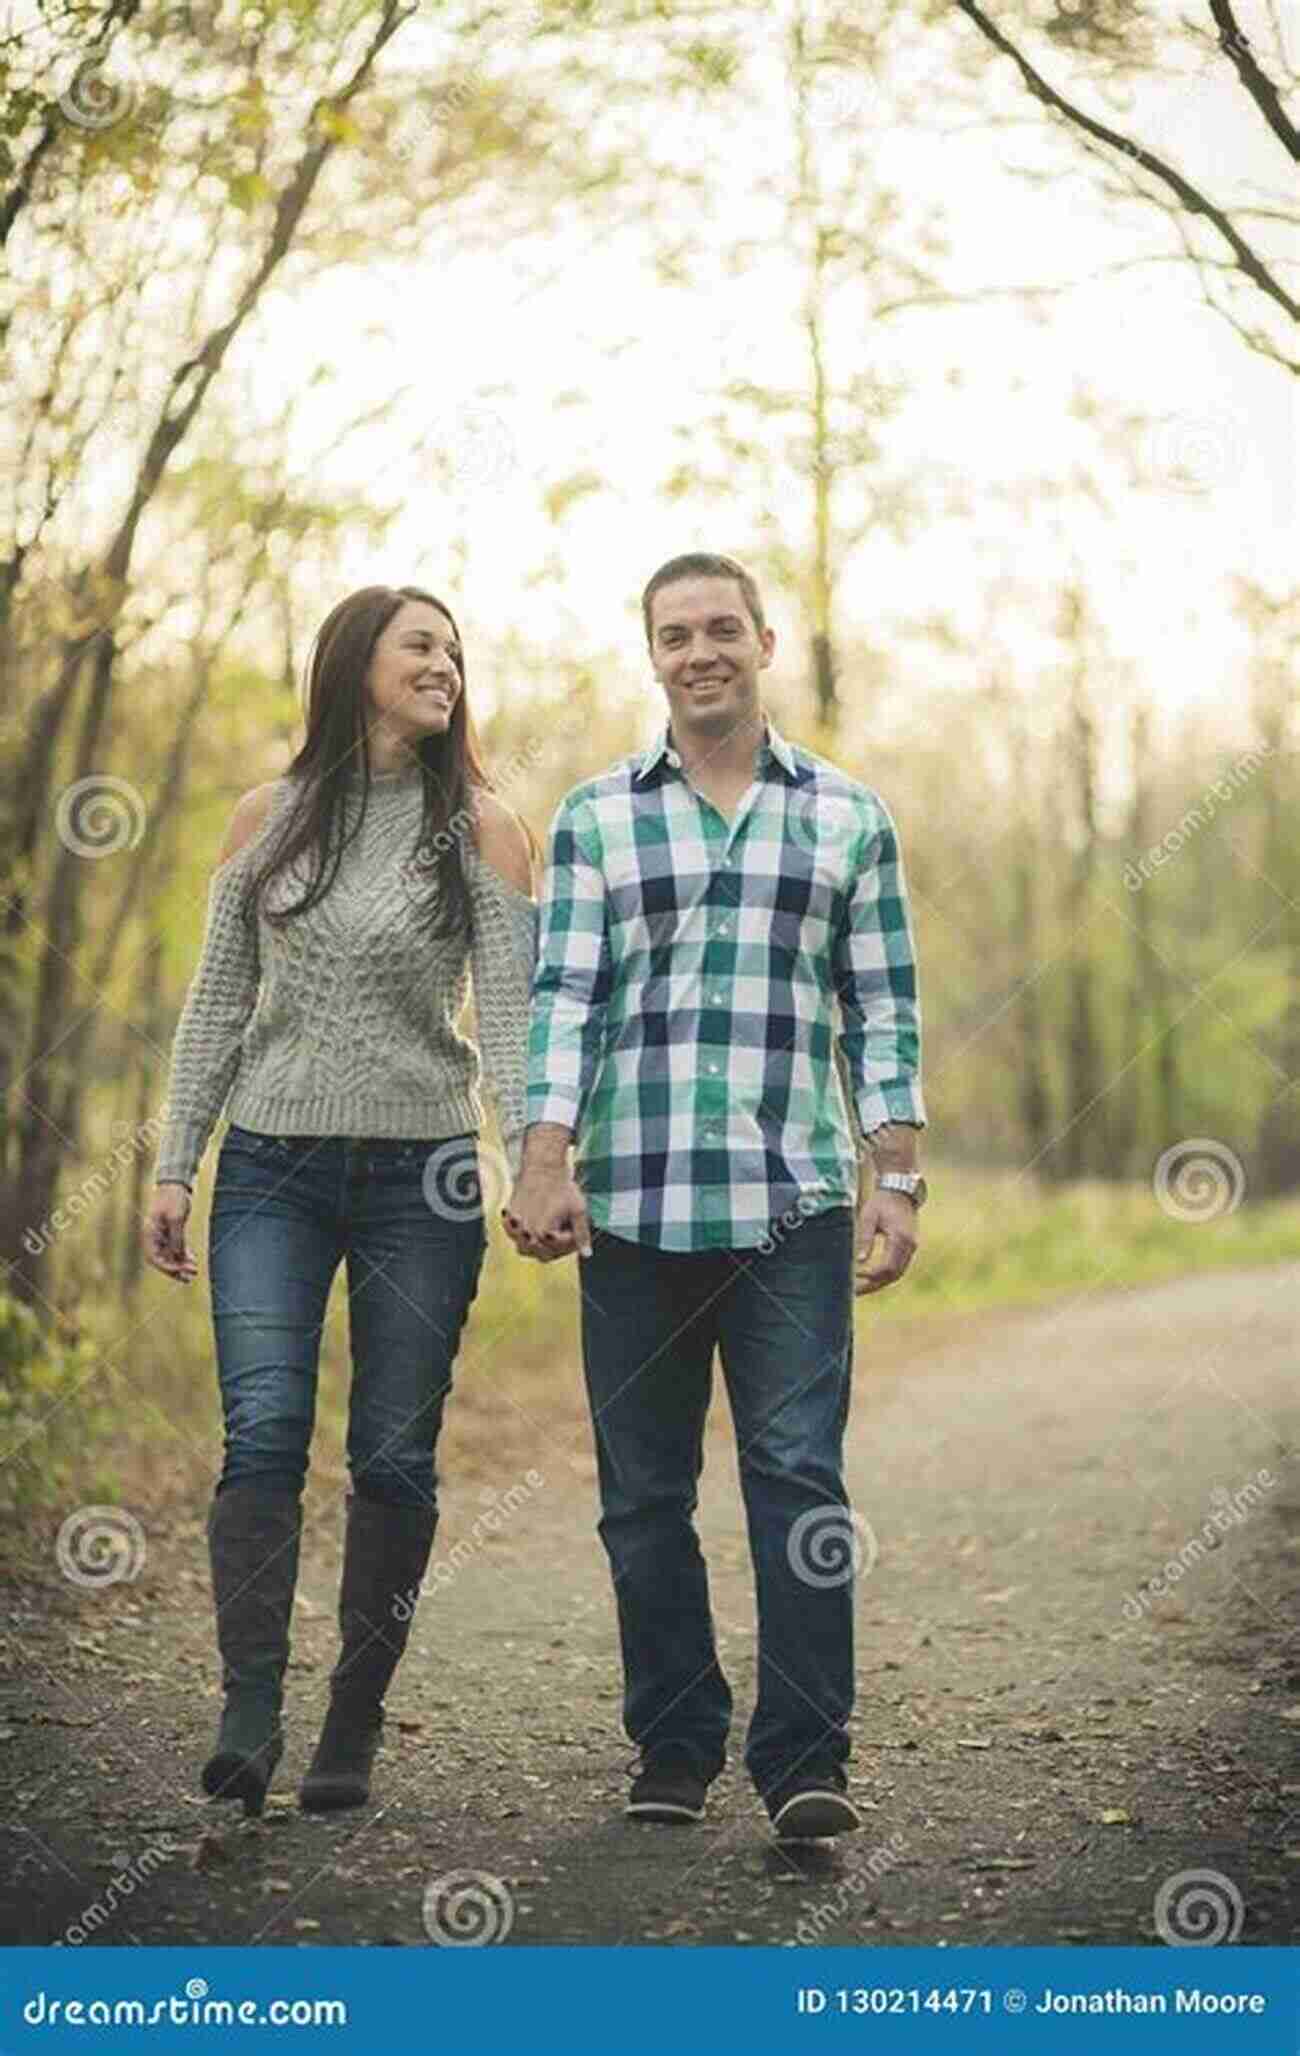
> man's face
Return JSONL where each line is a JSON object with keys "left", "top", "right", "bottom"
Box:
{"left": 647, "top": 575, "right": 775, "bottom": 747}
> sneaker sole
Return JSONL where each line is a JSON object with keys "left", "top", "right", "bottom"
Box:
{"left": 625, "top": 1799, "right": 705, "bottom": 1824}
{"left": 769, "top": 1789, "right": 861, "bottom": 1839}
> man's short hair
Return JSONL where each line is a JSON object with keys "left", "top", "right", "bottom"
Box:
{"left": 641, "top": 553, "right": 767, "bottom": 646}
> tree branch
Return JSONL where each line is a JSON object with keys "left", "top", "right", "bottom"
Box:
{"left": 951, "top": 0, "right": 1300, "bottom": 334}
{"left": 1208, "top": 0, "right": 1300, "bottom": 162}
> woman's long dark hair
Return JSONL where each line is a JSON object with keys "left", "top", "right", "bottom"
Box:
{"left": 241, "top": 585, "right": 490, "bottom": 945}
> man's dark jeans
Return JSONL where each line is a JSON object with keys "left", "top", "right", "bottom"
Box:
{"left": 579, "top": 1206, "right": 856, "bottom": 1797}
{"left": 208, "top": 1125, "right": 487, "bottom": 1509}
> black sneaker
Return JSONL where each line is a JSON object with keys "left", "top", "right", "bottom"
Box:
{"left": 764, "top": 1766, "right": 860, "bottom": 1840}
{"left": 626, "top": 1746, "right": 711, "bottom": 1824}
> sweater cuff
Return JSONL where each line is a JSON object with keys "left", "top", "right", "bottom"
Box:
{"left": 153, "top": 1118, "right": 211, "bottom": 1189}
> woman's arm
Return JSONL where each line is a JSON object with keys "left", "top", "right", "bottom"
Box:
{"left": 151, "top": 783, "right": 279, "bottom": 1190}
{"left": 467, "top": 791, "right": 538, "bottom": 1181}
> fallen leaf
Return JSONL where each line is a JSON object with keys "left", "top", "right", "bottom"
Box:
{"left": 956, "top": 1737, "right": 993, "bottom": 1750}
{"left": 1099, "top": 1808, "right": 1130, "bottom": 1826}
{"left": 293, "top": 1918, "right": 321, "bottom": 1930}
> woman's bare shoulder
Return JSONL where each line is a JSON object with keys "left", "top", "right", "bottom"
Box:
{"left": 216, "top": 781, "right": 283, "bottom": 868}
{"left": 472, "top": 790, "right": 535, "bottom": 898}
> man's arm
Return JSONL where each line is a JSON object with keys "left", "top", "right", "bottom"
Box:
{"left": 506, "top": 794, "right": 610, "bottom": 1260}
{"left": 831, "top": 797, "right": 927, "bottom": 1147}
{"left": 832, "top": 798, "right": 927, "bottom": 1294}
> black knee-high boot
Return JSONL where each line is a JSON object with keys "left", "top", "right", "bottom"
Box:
{"left": 299, "top": 1493, "right": 437, "bottom": 1813}
{"left": 201, "top": 1482, "right": 303, "bottom": 1818}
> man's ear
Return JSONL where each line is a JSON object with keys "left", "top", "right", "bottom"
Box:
{"left": 757, "top": 626, "right": 777, "bottom": 669}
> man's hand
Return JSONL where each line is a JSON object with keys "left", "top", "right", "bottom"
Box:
{"left": 503, "top": 1129, "right": 592, "bottom": 1262}
{"left": 854, "top": 1186, "right": 919, "bottom": 1297}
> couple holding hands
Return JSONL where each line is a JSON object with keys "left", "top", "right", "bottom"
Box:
{"left": 145, "top": 550, "right": 927, "bottom": 1843}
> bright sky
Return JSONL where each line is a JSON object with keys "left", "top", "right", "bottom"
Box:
{"left": 224, "top": 3, "right": 1298, "bottom": 744}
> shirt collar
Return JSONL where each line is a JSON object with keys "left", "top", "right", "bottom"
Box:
{"left": 633, "top": 713, "right": 801, "bottom": 785}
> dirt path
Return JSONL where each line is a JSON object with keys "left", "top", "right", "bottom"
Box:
{"left": 3, "top": 1262, "right": 1298, "bottom": 1950}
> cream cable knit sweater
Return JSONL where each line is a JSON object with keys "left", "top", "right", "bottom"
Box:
{"left": 152, "top": 763, "right": 537, "bottom": 1189}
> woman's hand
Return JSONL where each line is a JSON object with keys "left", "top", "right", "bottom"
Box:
{"left": 144, "top": 1183, "right": 198, "bottom": 1282}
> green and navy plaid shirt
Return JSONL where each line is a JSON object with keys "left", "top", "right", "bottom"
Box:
{"left": 526, "top": 716, "right": 926, "bottom": 1251}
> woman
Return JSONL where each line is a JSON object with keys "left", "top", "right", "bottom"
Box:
{"left": 144, "top": 584, "right": 538, "bottom": 1820}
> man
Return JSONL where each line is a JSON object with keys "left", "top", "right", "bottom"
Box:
{"left": 505, "top": 552, "right": 926, "bottom": 1839}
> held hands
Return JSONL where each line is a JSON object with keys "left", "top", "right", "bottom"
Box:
{"left": 854, "top": 1185, "right": 919, "bottom": 1297}
{"left": 143, "top": 1183, "right": 198, "bottom": 1283}
{"left": 502, "top": 1164, "right": 593, "bottom": 1263}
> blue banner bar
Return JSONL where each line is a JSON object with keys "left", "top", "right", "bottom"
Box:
{"left": 4, "top": 1947, "right": 1299, "bottom": 2053}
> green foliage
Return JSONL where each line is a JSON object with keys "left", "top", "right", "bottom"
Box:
{"left": 0, "top": 1295, "right": 109, "bottom": 1515}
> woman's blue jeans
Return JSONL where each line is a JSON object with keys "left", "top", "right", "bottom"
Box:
{"left": 579, "top": 1206, "right": 856, "bottom": 1798}
{"left": 208, "top": 1125, "right": 487, "bottom": 1510}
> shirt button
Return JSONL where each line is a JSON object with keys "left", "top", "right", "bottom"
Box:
{"left": 707, "top": 1061, "right": 720, "bottom": 1074}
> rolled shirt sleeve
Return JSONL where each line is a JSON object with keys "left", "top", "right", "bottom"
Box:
{"left": 832, "top": 799, "right": 927, "bottom": 1139}
{"left": 526, "top": 794, "right": 610, "bottom": 1136}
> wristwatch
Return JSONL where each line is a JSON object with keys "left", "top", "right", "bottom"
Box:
{"left": 875, "top": 1171, "right": 928, "bottom": 1209}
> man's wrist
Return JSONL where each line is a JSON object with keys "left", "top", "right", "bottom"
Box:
{"left": 862, "top": 1121, "right": 922, "bottom": 1176}
{"left": 520, "top": 1121, "right": 574, "bottom": 1174}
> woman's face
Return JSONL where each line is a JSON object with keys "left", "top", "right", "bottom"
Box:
{"left": 364, "top": 599, "right": 463, "bottom": 745}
